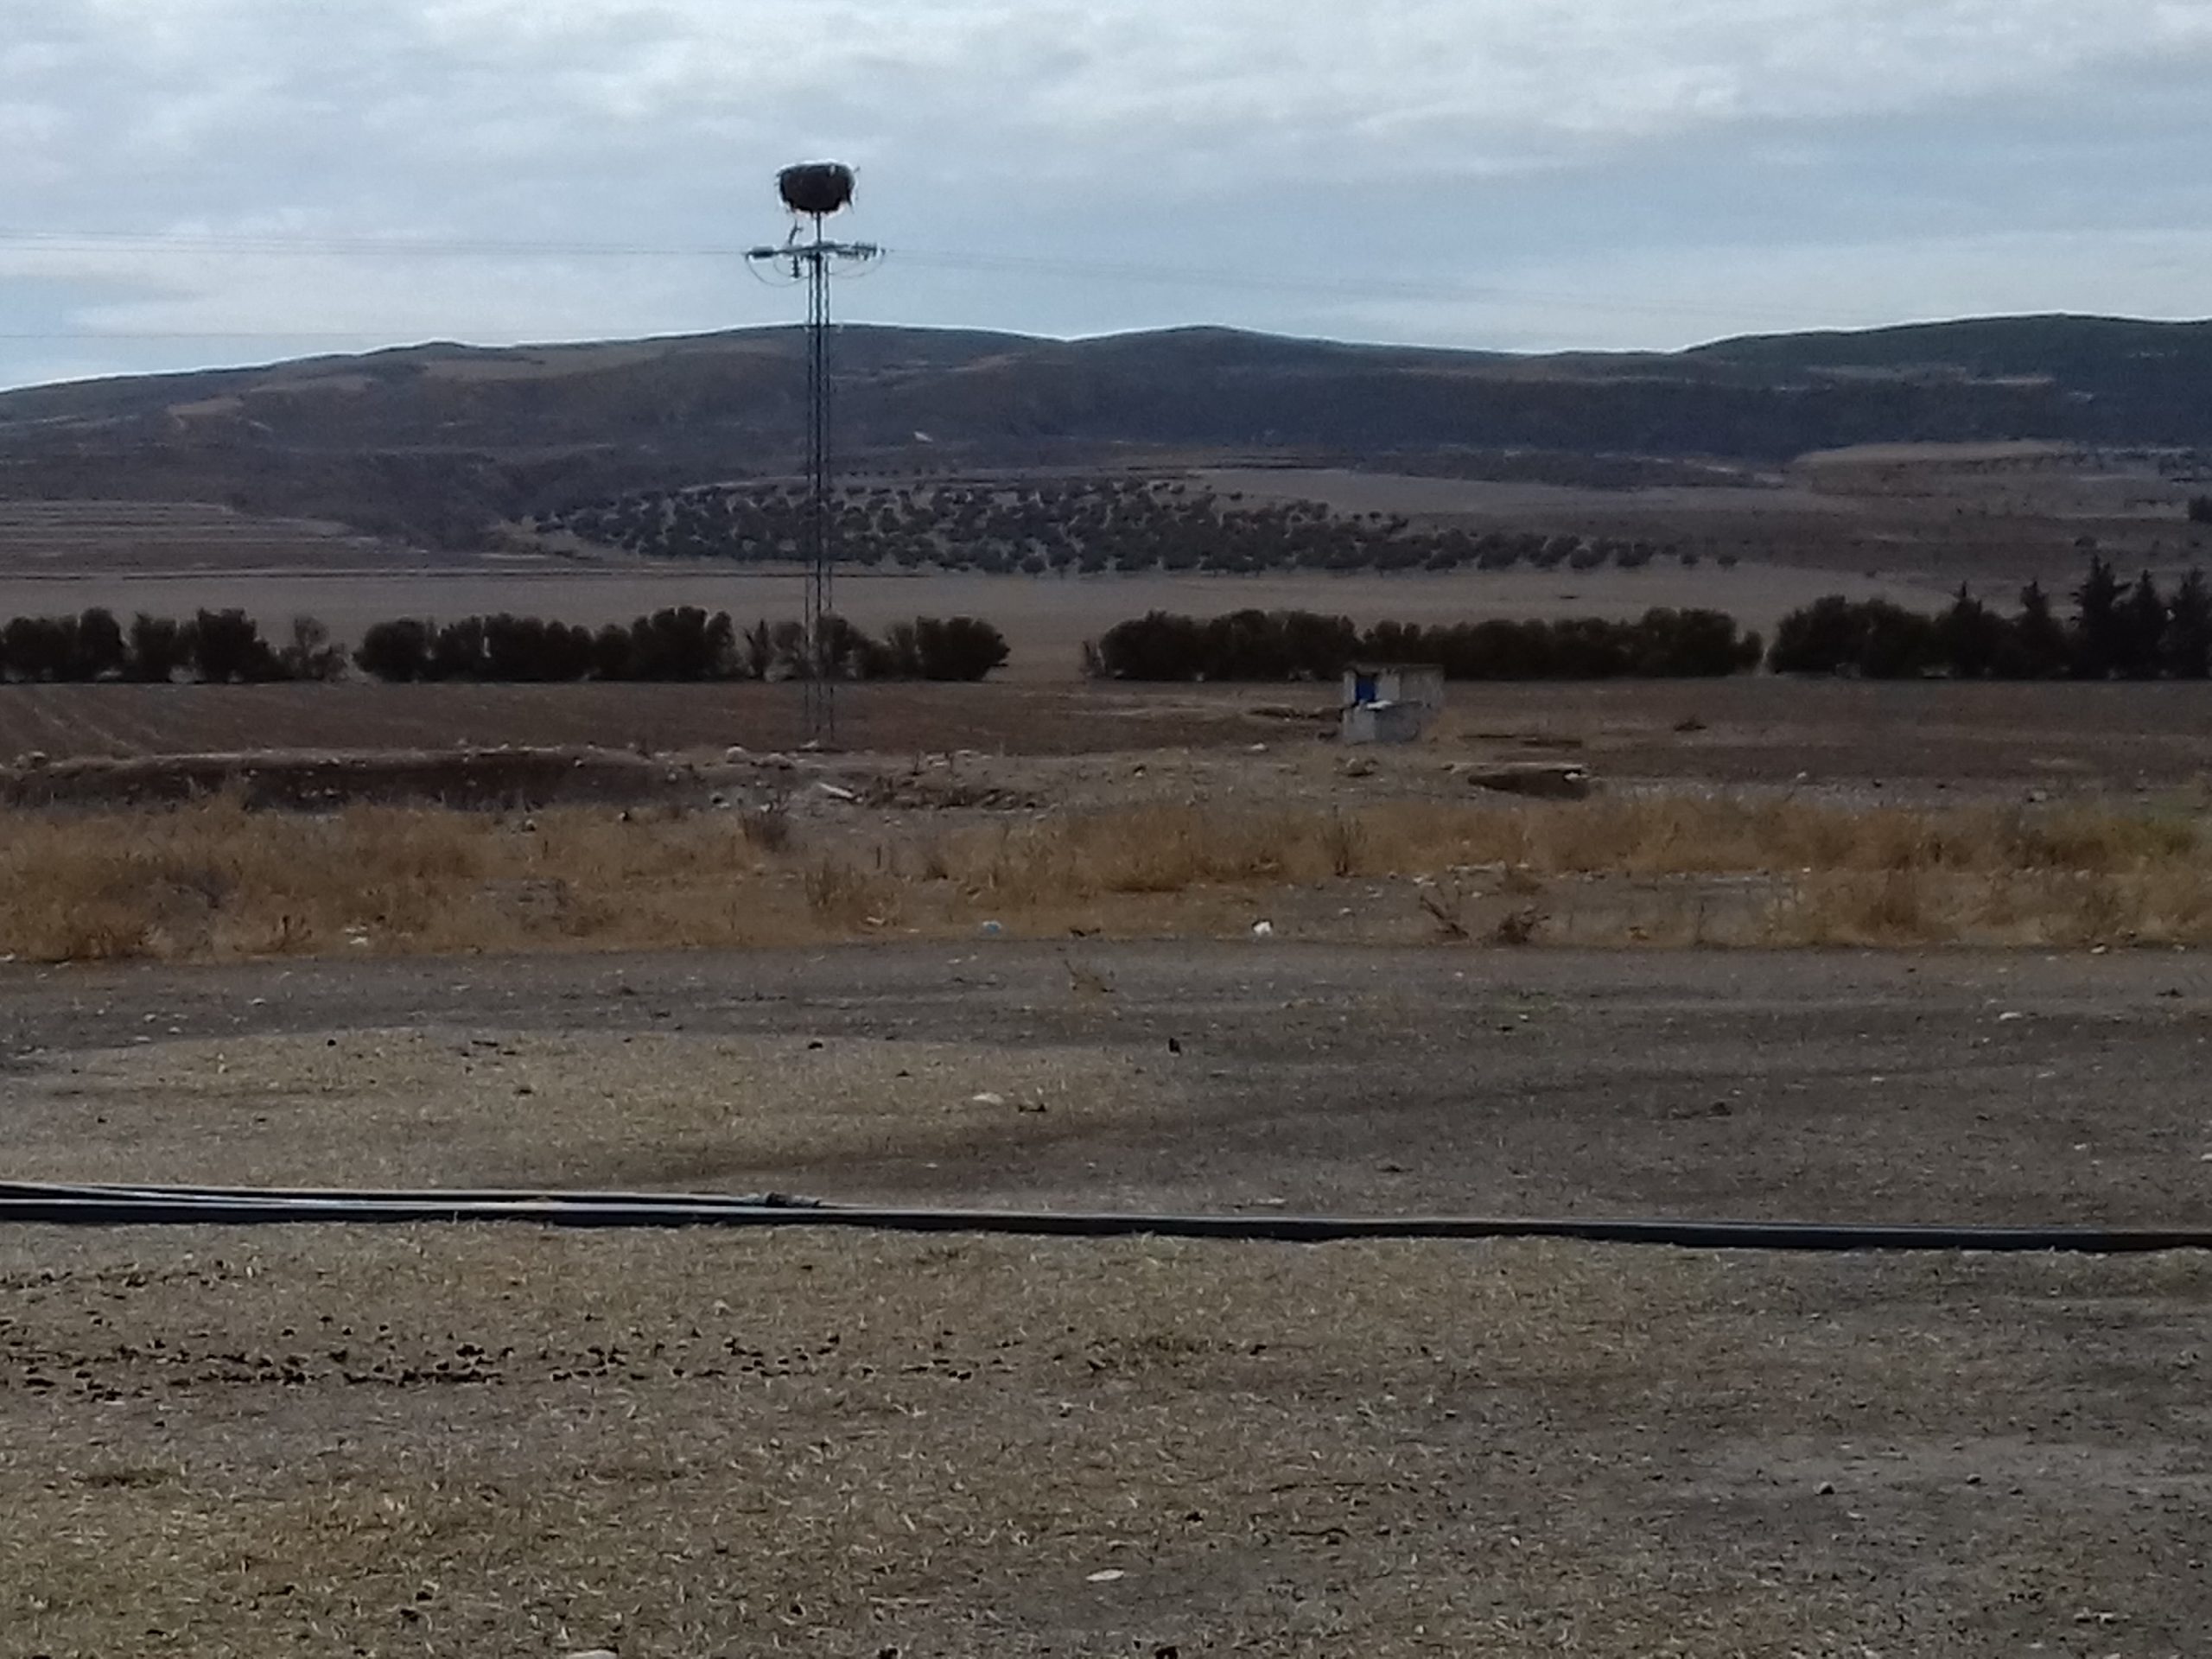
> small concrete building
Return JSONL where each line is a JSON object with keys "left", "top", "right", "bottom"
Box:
{"left": 1342, "top": 699, "right": 1430, "bottom": 745}
{"left": 1341, "top": 662, "right": 1445, "bottom": 745}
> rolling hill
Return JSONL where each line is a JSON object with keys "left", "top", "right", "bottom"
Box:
{"left": 0, "top": 315, "right": 2206, "bottom": 550}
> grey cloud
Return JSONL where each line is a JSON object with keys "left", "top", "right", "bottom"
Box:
{"left": 1, "top": 0, "right": 2208, "bottom": 384}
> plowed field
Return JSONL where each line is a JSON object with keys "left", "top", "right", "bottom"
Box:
{"left": 2, "top": 678, "right": 2210, "bottom": 791}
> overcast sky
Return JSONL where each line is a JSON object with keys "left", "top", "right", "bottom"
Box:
{"left": 3, "top": 0, "right": 2209, "bottom": 390}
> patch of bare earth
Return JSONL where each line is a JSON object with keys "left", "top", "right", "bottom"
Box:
{"left": 13, "top": 1029, "right": 1179, "bottom": 1193}
{"left": 3, "top": 1228, "right": 2204, "bottom": 1657}
{"left": 6, "top": 678, "right": 2212, "bottom": 790}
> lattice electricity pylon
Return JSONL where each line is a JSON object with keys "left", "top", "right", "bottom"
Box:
{"left": 747, "top": 162, "right": 881, "bottom": 746}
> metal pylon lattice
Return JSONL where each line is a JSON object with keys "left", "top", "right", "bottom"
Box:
{"left": 802, "top": 225, "right": 834, "bottom": 741}
{"left": 748, "top": 180, "right": 880, "bottom": 747}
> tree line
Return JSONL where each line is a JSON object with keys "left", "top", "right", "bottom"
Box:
{"left": 0, "top": 609, "right": 343, "bottom": 683}
{"left": 11, "top": 569, "right": 2212, "bottom": 688}
{"left": 0, "top": 607, "right": 1009, "bottom": 685}
{"left": 1085, "top": 563, "right": 2212, "bottom": 683}
{"left": 354, "top": 608, "right": 1009, "bottom": 683}
{"left": 1770, "top": 561, "right": 2212, "bottom": 678}
{"left": 1087, "top": 607, "right": 1764, "bottom": 681}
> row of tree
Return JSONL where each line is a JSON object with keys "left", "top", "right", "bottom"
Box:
{"left": 1086, "top": 608, "right": 1764, "bottom": 682}
{"left": 1770, "top": 562, "right": 2212, "bottom": 678}
{"left": 354, "top": 609, "right": 1011, "bottom": 683}
{"left": 1088, "top": 564, "right": 2212, "bottom": 685}
{"left": 16, "top": 568, "right": 2212, "bottom": 688}
{"left": 0, "top": 609, "right": 343, "bottom": 683}
{"left": 0, "top": 607, "right": 1011, "bottom": 685}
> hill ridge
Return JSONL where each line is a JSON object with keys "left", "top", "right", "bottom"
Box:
{"left": 2, "top": 314, "right": 2207, "bottom": 548}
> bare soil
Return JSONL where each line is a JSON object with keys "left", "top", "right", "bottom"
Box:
{"left": 6, "top": 944, "right": 2212, "bottom": 1222}
{"left": 3, "top": 677, "right": 2212, "bottom": 793}
{"left": 4, "top": 947, "right": 2212, "bottom": 1656}
{"left": 7, "top": 1228, "right": 2207, "bottom": 1659}
{"left": 0, "top": 681, "right": 1273, "bottom": 766}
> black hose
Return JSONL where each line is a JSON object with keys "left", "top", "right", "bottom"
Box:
{"left": 0, "top": 1181, "right": 2202, "bottom": 1254}
{"left": 0, "top": 1180, "right": 817, "bottom": 1209}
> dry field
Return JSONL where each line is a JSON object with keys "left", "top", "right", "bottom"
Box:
{"left": 3, "top": 677, "right": 2212, "bottom": 787}
{"left": 0, "top": 574, "right": 2207, "bottom": 1653}
{"left": 6, "top": 785, "right": 2212, "bottom": 964}
{"left": 6, "top": 944, "right": 2212, "bottom": 1656}
{"left": 0, "top": 499, "right": 426, "bottom": 575}
{"left": 0, "top": 681, "right": 1277, "bottom": 762}
{"left": 7, "top": 1226, "right": 2206, "bottom": 1658}
{"left": 11, "top": 456, "right": 2212, "bottom": 1656}
{"left": 2, "top": 675, "right": 2210, "bottom": 963}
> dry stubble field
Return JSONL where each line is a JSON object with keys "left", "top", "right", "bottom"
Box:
{"left": 7, "top": 946, "right": 2212, "bottom": 1656}
{"left": 9, "top": 1226, "right": 2206, "bottom": 1658}
{"left": 3, "top": 676, "right": 2212, "bottom": 782}
{"left": 6, "top": 660, "right": 2212, "bottom": 1654}
{"left": 4, "top": 676, "right": 2212, "bottom": 963}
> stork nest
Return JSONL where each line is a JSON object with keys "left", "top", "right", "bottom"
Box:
{"left": 778, "top": 162, "right": 856, "bottom": 217}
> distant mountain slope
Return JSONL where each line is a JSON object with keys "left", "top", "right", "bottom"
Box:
{"left": 0, "top": 315, "right": 2205, "bottom": 548}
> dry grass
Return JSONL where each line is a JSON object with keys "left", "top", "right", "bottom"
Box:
{"left": 3, "top": 792, "right": 2208, "bottom": 963}
{"left": 0, "top": 796, "right": 809, "bottom": 962}
{"left": 929, "top": 795, "right": 2207, "bottom": 889}
{"left": 801, "top": 850, "right": 906, "bottom": 931}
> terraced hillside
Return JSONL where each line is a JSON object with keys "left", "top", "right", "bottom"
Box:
{"left": 0, "top": 499, "right": 412, "bottom": 574}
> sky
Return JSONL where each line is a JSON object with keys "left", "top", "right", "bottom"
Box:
{"left": 2, "top": 0, "right": 2209, "bottom": 390}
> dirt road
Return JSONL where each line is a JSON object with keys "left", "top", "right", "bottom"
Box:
{"left": 9, "top": 944, "right": 2211, "bottom": 1221}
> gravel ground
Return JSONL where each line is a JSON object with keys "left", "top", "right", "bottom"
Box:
{"left": 4, "top": 1228, "right": 2209, "bottom": 1657}
{"left": 6, "top": 944, "right": 2212, "bottom": 1656}
{"left": 8, "top": 944, "right": 2212, "bottom": 1221}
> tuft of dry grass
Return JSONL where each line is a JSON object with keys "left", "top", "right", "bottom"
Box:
{"left": 1493, "top": 903, "right": 1543, "bottom": 946}
{"left": 1323, "top": 810, "right": 1366, "bottom": 879}
{"left": 3, "top": 793, "right": 2209, "bottom": 963}
{"left": 1418, "top": 880, "right": 1472, "bottom": 942}
{"left": 801, "top": 854, "right": 904, "bottom": 930}
{"left": 739, "top": 799, "right": 794, "bottom": 854}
